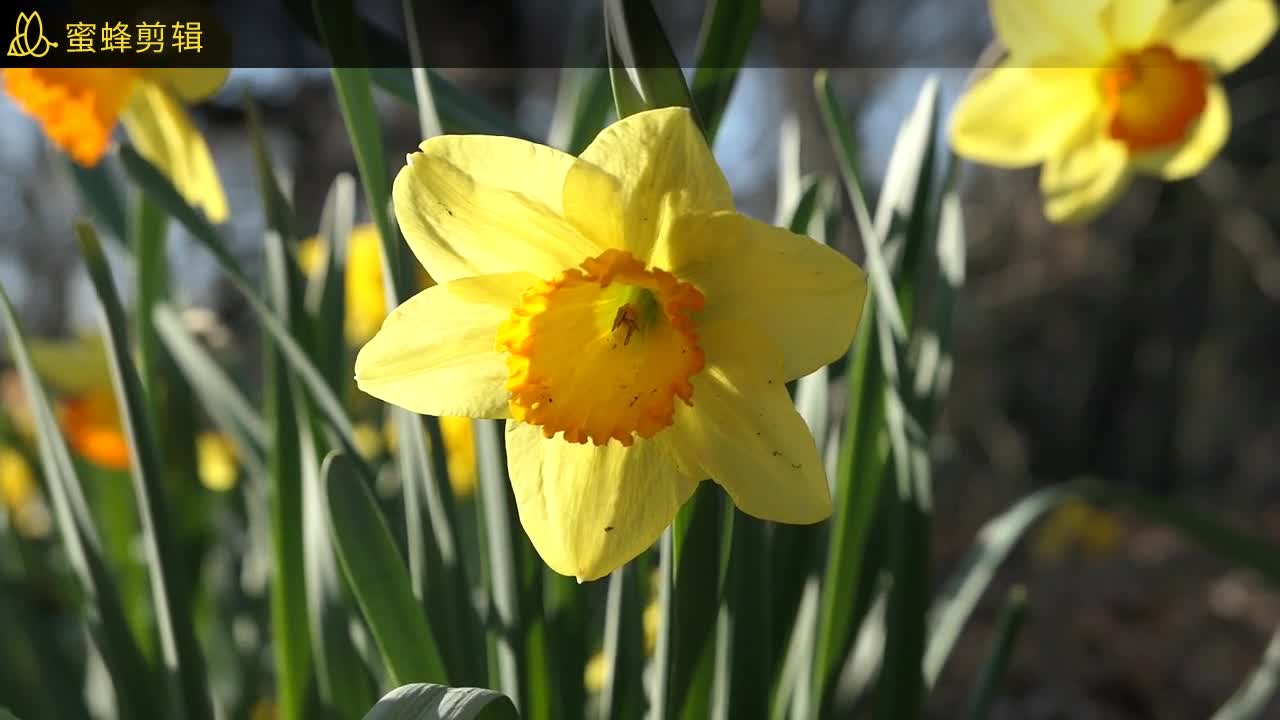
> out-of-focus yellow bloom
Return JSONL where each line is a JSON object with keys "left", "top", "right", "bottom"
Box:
{"left": 352, "top": 422, "right": 385, "bottom": 461}
{"left": 0, "top": 446, "right": 36, "bottom": 514}
{"left": 438, "top": 416, "right": 476, "bottom": 498}
{"left": 1034, "top": 498, "right": 1123, "bottom": 563}
{"left": 0, "top": 445, "right": 50, "bottom": 538}
{"left": 2, "top": 67, "right": 229, "bottom": 221}
{"left": 356, "top": 108, "right": 867, "bottom": 582}
{"left": 196, "top": 432, "right": 237, "bottom": 492}
{"left": 298, "top": 224, "right": 434, "bottom": 346}
{"left": 950, "top": 0, "right": 1278, "bottom": 223}
{"left": 21, "top": 335, "right": 129, "bottom": 471}
{"left": 381, "top": 414, "right": 477, "bottom": 499}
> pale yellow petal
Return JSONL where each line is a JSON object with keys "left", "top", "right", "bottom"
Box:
{"left": 1104, "top": 0, "right": 1169, "bottom": 49}
{"left": 657, "top": 211, "right": 866, "bottom": 381}
{"left": 950, "top": 64, "right": 1100, "bottom": 168}
{"left": 1040, "top": 118, "right": 1133, "bottom": 224}
{"left": 1131, "top": 82, "right": 1230, "bottom": 179}
{"left": 354, "top": 273, "right": 535, "bottom": 418}
{"left": 1156, "top": 0, "right": 1278, "bottom": 72}
{"left": 393, "top": 135, "right": 603, "bottom": 283}
{"left": 990, "top": 0, "right": 1112, "bottom": 63}
{"left": 579, "top": 107, "right": 733, "bottom": 262}
{"left": 120, "top": 81, "right": 228, "bottom": 222}
{"left": 26, "top": 334, "right": 113, "bottom": 394}
{"left": 505, "top": 420, "right": 700, "bottom": 582}
{"left": 664, "top": 321, "right": 830, "bottom": 524}
{"left": 145, "top": 68, "right": 229, "bottom": 102}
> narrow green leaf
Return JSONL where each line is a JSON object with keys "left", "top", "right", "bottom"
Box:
{"left": 300, "top": 395, "right": 375, "bottom": 718}
{"left": 767, "top": 578, "right": 820, "bottom": 720}
{"left": 1212, "top": 625, "right": 1280, "bottom": 720}
{"left": 713, "top": 510, "right": 770, "bottom": 719}
{"left": 307, "top": 173, "right": 355, "bottom": 393}
{"left": 474, "top": 420, "right": 525, "bottom": 704}
{"left": 325, "top": 452, "right": 449, "bottom": 685}
{"left": 964, "top": 586, "right": 1028, "bottom": 720}
{"left": 603, "top": 0, "right": 702, "bottom": 130}
{"left": 69, "top": 159, "right": 128, "bottom": 243}
{"left": 76, "top": 222, "right": 213, "bottom": 720}
{"left": 362, "top": 683, "right": 519, "bottom": 720}
{"left": 652, "top": 483, "right": 722, "bottom": 720}
{"left": 689, "top": 0, "right": 760, "bottom": 140}
{"left": 264, "top": 232, "right": 314, "bottom": 720}
{"left": 401, "top": 0, "right": 443, "bottom": 140}
{"left": 0, "top": 285, "right": 159, "bottom": 720}
{"left": 924, "top": 487, "right": 1067, "bottom": 686}
{"left": 245, "top": 98, "right": 300, "bottom": 244}
{"left": 599, "top": 563, "right": 646, "bottom": 720}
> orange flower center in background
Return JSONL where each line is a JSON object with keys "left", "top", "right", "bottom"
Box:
{"left": 57, "top": 390, "right": 130, "bottom": 471}
{"left": 2, "top": 68, "right": 141, "bottom": 166}
{"left": 496, "top": 249, "right": 706, "bottom": 446}
{"left": 1100, "top": 45, "right": 1208, "bottom": 153}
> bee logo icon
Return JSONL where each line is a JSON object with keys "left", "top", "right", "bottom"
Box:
{"left": 8, "top": 11, "right": 58, "bottom": 58}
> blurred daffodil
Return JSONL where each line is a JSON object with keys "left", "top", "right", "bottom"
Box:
{"left": 196, "top": 432, "right": 238, "bottom": 492}
{"left": 352, "top": 421, "right": 386, "bottom": 462}
{"left": 356, "top": 108, "right": 867, "bottom": 581}
{"left": 381, "top": 414, "right": 477, "bottom": 499}
{"left": 21, "top": 335, "right": 129, "bottom": 471}
{"left": 2, "top": 67, "right": 229, "bottom": 221}
{"left": 298, "top": 224, "right": 434, "bottom": 346}
{"left": 1034, "top": 498, "right": 1123, "bottom": 563}
{"left": 0, "top": 445, "right": 50, "bottom": 538}
{"left": 950, "top": 0, "right": 1278, "bottom": 223}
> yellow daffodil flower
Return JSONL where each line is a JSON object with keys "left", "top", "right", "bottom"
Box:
{"left": 950, "top": 0, "right": 1278, "bottom": 223}
{"left": 299, "top": 224, "right": 434, "bottom": 346}
{"left": 21, "top": 335, "right": 129, "bottom": 471}
{"left": 1034, "top": 497, "right": 1123, "bottom": 563}
{"left": 2, "top": 67, "right": 230, "bottom": 221}
{"left": 0, "top": 445, "right": 49, "bottom": 538}
{"left": 356, "top": 108, "right": 867, "bottom": 581}
{"left": 381, "top": 414, "right": 477, "bottom": 499}
{"left": 196, "top": 432, "right": 238, "bottom": 492}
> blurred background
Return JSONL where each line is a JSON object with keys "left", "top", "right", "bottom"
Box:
{"left": 2, "top": 0, "right": 1280, "bottom": 717}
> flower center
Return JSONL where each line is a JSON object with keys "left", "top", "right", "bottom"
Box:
{"left": 2, "top": 68, "right": 140, "bottom": 166}
{"left": 496, "top": 249, "right": 706, "bottom": 446}
{"left": 1100, "top": 45, "right": 1208, "bottom": 153}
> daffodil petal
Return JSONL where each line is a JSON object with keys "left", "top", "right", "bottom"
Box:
{"left": 1157, "top": 0, "right": 1278, "bottom": 73}
{"left": 145, "top": 68, "right": 229, "bottom": 102}
{"left": 1104, "top": 0, "right": 1169, "bottom": 49}
{"left": 1040, "top": 119, "right": 1132, "bottom": 224}
{"left": 504, "top": 420, "right": 701, "bottom": 582}
{"left": 354, "top": 272, "right": 535, "bottom": 418}
{"left": 563, "top": 159, "right": 627, "bottom": 250}
{"left": 990, "top": 0, "right": 1112, "bottom": 63}
{"left": 394, "top": 135, "right": 604, "bottom": 283}
{"left": 658, "top": 211, "right": 866, "bottom": 381}
{"left": 664, "top": 321, "right": 830, "bottom": 524}
{"left": 120, "top": 81, "right": 229, "bottom": 223}
{"left": 1132, "top": 82, "right": 1229, "bottom": 180}
{"left": 949, "top": 64, "right": 1099, "bottom": 168}
{"left": 579, "top": 107, "right": 734, "bottom": 262}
